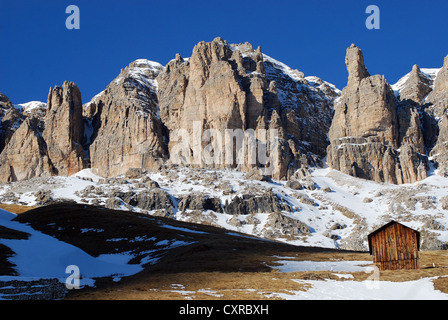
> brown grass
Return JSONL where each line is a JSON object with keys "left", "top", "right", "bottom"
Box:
{"left": 69, "top": 250, "right": 448, "bottom": 300}
{"left": 69, "top": 271, "right": 314, "bottom": 300}
{"left": 0, "top": 203, "right": 36, "bottom": 214}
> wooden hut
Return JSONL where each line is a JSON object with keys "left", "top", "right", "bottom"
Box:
{"left": 367, "top": 221, "right": 420, "bottom": 271}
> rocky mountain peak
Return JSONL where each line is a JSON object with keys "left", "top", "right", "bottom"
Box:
{"left": 174, "top": 53, "right": 183, "bottom": 63}
{"left": 191, "top": 37, "right": 233, "bottom": 70}
{"left": 392, "top": 64, "right": 434, "bottom": 104}
{"left": 412, "top": 64, "right": 420, "bottom": 73}
{"left": 114, "top": 59, "right": 163, "bottom": 98}
{"left": 345, "top": 44, "right": 370, "bottom": 86}
{"left": 87, "top": 58, "right": 168, "bottom": 177}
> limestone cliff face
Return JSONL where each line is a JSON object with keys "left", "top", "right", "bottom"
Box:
{"left": 43, "top": 81, "right": 87, "bottom": 176}
{"left": 158, "top": 38, "right": 338, "bottom": 179}
{"left": 88, "top": 59, "right": 168, "bottom": 177}
{"left": 327, "top": 44, "right": 428, "bottom": 184}
{"left": 157, "top": 38, "right": 256, "bottom": 146}
{"left": 158, "top": 39, "right": 270, "bottom": 176}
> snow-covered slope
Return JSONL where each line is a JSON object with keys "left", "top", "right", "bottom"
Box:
{"left": 112, "top": 59, "right": 163, "bottom": 91}
{"left": 421, "top": 68, "right": 441, "bottom": 84}
{"left": 82, "top": 58, "right": 165, "bottom": 145}
{"left": 14, "top": 101, "right": 47, "bottom": 115}
{"left": 0, "top": 204, "right": 201, "bottom": 299}
{"left": 0, "top": 209, "right": 143, "bottom": 285}
{"left": 2, "top": 162, "right": 448, "bottom": 252}
{"left": 262, "top": 52, "right": 340, "bottom": 111}
{"left": 270, "top": 277, "right": 448, "bottom": 300}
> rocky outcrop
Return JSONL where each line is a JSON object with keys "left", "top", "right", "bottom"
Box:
{"left": 224, "top": 191, "right": 291, "bottom": 215}
{"left": 328, "top": 45, "right": 398, "bottom": 148}
{"left": 178, "top": 194, "right": 222, "bottom": 213}
{"left": 263, "top": 212, "right": 311, "bottom": 238}
{"left": 43, "top": 81, "right": 87, "bottom": 176}
{"left": 88, "top": 59, "right": 168, "bottom": 177}
{"left": 397, "top": 102, "right": 425, "bottom": 154}
{"left": 106, "top": 188, "right": 174, "bottom": 213}
{"left": 0, "top": 117, "right": 55, "bottom": 182}
{"left": 0, "top": 92, "right": 13, "bottom": 110}
{"left": 345, "top": 44, "right": 370, "bottom": 87}
{"left": 132, "top": 189, "right": 174, "bottom": 212}
{"left": 159, "top": 38, "right": 247, "bottom": 132}
{"left": 17, "top": 101, "right": 47, "bottom": 120}
{"left": 327, "top": 44, "right": 428, "bottom": 184}
{"left": 0, "top": 110, "right": 22, "bottom": 155}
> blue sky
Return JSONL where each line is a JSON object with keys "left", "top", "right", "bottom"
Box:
{"left": 1, "top": 0, "right": 447, "bottom": 104}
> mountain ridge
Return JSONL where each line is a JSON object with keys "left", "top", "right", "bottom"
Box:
{"left": 1, "top": 39, "right": 447, "bottom": 186}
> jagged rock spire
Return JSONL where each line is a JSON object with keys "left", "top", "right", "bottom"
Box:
{"left": 346, "top": 44, "right": 370, "bottom": 86}
{"left": 44, "top": 81, "right": 86, "bottom": 176}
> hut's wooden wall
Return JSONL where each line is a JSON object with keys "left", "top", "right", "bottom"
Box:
{"left": 370, "top": 222, "right": 419, "bottom": 270}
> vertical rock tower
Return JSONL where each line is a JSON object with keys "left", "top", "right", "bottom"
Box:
{"left": 43, "top": 81, "right": 87, "bottom": 176}
{"left": 327, "top": 44, "right": 428, "bottom": 184}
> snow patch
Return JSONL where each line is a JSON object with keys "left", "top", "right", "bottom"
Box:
{"left": 0, "top": 210, "right": 143, "bottom": 288}
{"left": 273, "top": 277, "right": 448, "bottom": 300}
{"left": 271, "top": 259, "right": 373, "bottom": 273}
{"left": 14, "top": 101, "right": 46, "bottom": 114}
{"left": 71, "top": 168, "right": 104, "bottom": 183}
